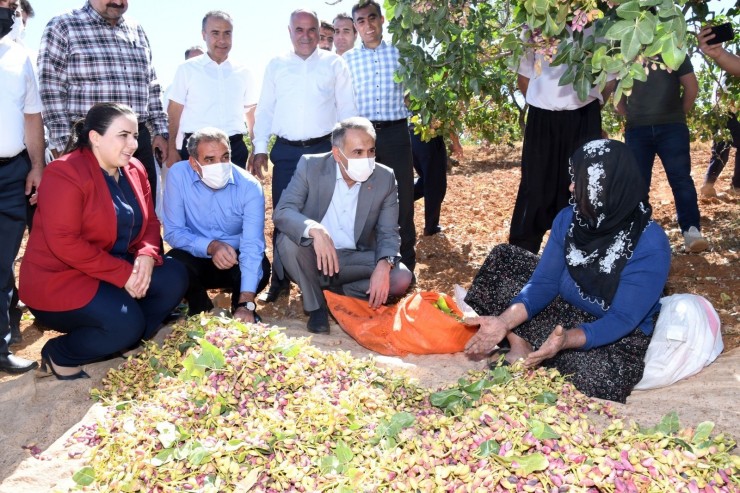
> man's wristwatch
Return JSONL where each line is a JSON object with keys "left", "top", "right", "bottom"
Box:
{"left": 379, "top": 256, "right": 396, "bottom": 269}
{"left": 235, "top": 301, "right": 256, "bottom": 312}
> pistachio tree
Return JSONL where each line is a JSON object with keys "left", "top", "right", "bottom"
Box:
{"left": 385, "top": 0, "right": 738, "bottom": 141}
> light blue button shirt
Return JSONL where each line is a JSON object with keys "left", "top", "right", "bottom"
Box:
{"left": 344, "top": 40, "right": 410, "bottom": 122}
{"left": 163, "top": 161, "right": 265, "bottom": 292}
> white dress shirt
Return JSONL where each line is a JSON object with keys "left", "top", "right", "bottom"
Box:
{"left": 303, "top": 164, "right": 360, "bottom": 250}
{"left": 253, "top": 48, "right": 357, "bottom": 154}
{"left": 168, "top": 54, "right": 257, "bottom": 136}
{"left": 0, "top": 37, "right": 42, "bottom": 157}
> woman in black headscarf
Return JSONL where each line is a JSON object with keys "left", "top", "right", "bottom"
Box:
{"left": 463, "top": 139, "right": 671, "bottom": 402}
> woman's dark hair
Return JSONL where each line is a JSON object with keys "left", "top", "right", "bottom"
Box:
{"left": 62, "top": 103, "right": 137, "bottom": 155}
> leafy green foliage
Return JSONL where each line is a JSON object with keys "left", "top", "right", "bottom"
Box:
{"left": 386, "top": 0, "right": 739, "bottom": 143}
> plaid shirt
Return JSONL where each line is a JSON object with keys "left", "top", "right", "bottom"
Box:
{"left": 38, "top": 3, "right": 167, "bottom": 151}
{"left": 344, "top": 40, "right": 409, "bottom": 122}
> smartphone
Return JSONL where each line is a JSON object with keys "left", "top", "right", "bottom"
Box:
{"left": 708, "top": 23, "right": 734, "bottom": 45}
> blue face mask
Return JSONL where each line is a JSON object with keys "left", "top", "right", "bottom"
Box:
{"left": 0, "top": 7, "right": 15, "bottom": 39}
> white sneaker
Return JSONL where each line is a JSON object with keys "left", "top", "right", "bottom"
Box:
{"left": 700, "top": 182, "right": 717, "bottom": 198}
{"left": 683, "top": 226, "right": 709, "bottom": 253}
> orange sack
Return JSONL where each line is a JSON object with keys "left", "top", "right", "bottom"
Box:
{"left": 324, "top": 290, "right": 478, "bottom": 356}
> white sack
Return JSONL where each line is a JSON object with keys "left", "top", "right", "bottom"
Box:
{"left": 634, "top": 294, "right": 723, "bottom": 390}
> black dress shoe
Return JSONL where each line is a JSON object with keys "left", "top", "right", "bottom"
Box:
{"left": 307, "top": 307, "right": 330, "bottom": 334}
{"left": 0, "top": 353, "right": 39, "bottom": 374}
{"left": 38, "top": 346, "right": 89, "bottom": 380}
{"left": 259, "top": 282, "right": 289, "bottom": 303}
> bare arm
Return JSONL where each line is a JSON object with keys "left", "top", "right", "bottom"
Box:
{"left": 601, "top": 79, "right": 616, "bottom": 105}
{"left": 24, "top": 112, "right": 45, "bottom": 202}
{"left": 517, "top": 74, "right": 530, "bottom": 97}
{"left": 698, "top": 27, "right": 740, "bottom": 77}
{"left": 679, "top": 72, "right": 699, "bottom": 115}
{"left": 464, "top": 303, "right": 529, "bottom": 358}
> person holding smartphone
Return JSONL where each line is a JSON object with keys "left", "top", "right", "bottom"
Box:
{"left": 698, "top": 24, "right": 740, "bottom": 77}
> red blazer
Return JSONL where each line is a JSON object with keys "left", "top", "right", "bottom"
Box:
{"left": 19, "top": 148, "right": 162, "bottom": 312}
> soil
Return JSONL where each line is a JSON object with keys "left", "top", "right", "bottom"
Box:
{"left": 1, "top": 142, "right": 738, "bottom": 488}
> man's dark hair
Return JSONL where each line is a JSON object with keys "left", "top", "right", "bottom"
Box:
{"left": 184, "top": 45, "right": 204, "bottom": 59}
{"left": 186, "top": 127, "right": 231, "bottom": 160}
{"left": 333, "top": 13, "right": 356, "bottom": 33}
{"left": 320, "top": 20, "right": 333, "bottom": 31}
{"left": 331, "top": 117, "right": 376, "bottom": 149}
{"left": 351, "top": 0, "right": 382, "bottom": 19}
{"left": 201, "top": 10, "right": 233, "bottom": 31}
{"left": 20, "top": 0, "right": 34, "bottom": 18}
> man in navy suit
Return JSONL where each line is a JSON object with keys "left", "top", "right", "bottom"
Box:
{"left": 273, "top": 117, "right": 412, "bottom": 333}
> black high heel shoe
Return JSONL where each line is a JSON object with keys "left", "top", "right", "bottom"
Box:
{"left": 38, "top": 347, "right": 90, "bottom": 380}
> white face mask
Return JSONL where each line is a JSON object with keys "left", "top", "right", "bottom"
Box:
{"left": 338, "top": 148, "right": 375, "bottom": 183}
{"left": 9, "top": 8, "right": 23, "bottom": 42}
{"left": 196, "top": 161, "right": 232, "bottom": 189}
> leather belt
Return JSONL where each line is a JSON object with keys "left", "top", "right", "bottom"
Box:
{"left": 0, "top": 150, "right": 26, "bottom": 165}
{"left": 275, "top": 134, "right": 331, "bottom": 148}
{"left": 370, "top": 118, "right": 406, "bottom": 130}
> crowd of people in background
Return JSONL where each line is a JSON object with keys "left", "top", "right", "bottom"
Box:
{"left": 0, "top": 0, "right": 736, "bottom": 402}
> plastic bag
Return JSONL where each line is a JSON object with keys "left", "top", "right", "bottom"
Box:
{"left": 634, "top": 294, "right": 723, "bottom": 390}
{"left": 453, "top": 284, "right": 479, "bottom": 318}
{"left": 324, "top": 290, "right": 478, "bottom": 356}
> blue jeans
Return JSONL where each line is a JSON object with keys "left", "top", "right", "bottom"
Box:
{"left": 625, "top": 123, "right": 701, "bottom": 233}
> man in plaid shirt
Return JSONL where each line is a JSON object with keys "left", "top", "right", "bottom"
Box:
{"left": 37, "top": 0, "right": 168, "bottom": 200}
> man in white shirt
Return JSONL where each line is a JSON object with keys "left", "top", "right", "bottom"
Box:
{"left": 253, "top": 8, "right": 356, "bottom": 303}
{"left": 273, "top": 117, "right": 412, "bottom": 333}
{"left": 332, "top": 13, "right": 357, "bottom": 56}
{"left": 510, "top": 29, "right": 614, "bottom": 254}
{"left": 0, "top": 0, "right": 44, "bottom": 373}
{"left": 165, "top": 11, "right": 257, "bottom": 169}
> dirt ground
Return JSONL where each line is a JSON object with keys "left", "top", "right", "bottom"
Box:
{"left": 1, "top": 142, "right": 738, "bottom": 487}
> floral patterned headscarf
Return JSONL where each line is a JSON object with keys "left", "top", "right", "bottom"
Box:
{"left": 565, "top": 139, "right": 652, "bottom": 308}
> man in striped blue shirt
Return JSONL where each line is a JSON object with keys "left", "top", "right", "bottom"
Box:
{"left": 344, "top": 0, "right": 416, "bottom": 273}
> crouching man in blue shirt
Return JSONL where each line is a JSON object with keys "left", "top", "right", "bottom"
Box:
{"left": 163, "top": 127, "right": 270, "bottom": 323}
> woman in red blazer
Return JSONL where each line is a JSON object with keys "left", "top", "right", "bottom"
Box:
{"left": 19, "top": 103, "right": 187, "bottom": 380}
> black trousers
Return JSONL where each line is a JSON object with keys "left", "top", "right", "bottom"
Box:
{"left": 134, "top": 123, "right": 158, "bottom": 206}
{"left": 30, "top": 257, "right": 188, "bottom": 366}
{"left": 180, "top": 134, "right": 250, "bottom": 170}
{"left": 168, "top": 248, "right": 271, "bottom": 315}
{"left": 509, "top": 101, "right": 602, "bottom": 254}
{"left": 375, "top": 122, "right": 416, "bottom": 271}
{"left": 0, "top": 153, "right": 28, "bottom": 355}
{"left": 410, "top": 128, "right": 447, "bottom": 235}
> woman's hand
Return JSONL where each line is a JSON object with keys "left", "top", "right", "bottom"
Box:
{"left": 524, "top": 325, "right": 568, "bottom": 368}
{"left": 464, "top": 316, "right": 510, "bottom": 359}
{"left": 524, "top": 325, "right": 586, "bottom": 368}
{"left": 125, "top": 255, "right": 155, "bottom": 299}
